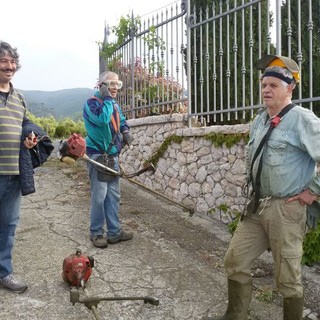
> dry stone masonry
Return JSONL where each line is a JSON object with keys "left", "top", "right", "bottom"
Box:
{"left": 121, "top": 114, "right": 250, "bottom": 224}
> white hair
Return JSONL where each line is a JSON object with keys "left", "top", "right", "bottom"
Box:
{"left": 99, "top": 71, "right": 118, "bottom": 83}
{"left": 280, "top": 79, "right": 296, "bottom": 91}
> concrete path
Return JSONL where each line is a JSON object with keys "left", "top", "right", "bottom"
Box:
{"left": 0, "top": 155, "right": 319, "bottom": 320}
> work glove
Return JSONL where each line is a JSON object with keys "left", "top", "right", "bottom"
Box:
{"left": 122, "top": 131, "right": 133, "bottom": 146}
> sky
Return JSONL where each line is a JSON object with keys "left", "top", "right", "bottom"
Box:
{"left": 1, "top": 0, "right": 177, "bottom": 91}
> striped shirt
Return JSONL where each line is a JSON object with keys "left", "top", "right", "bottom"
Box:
{"left": 0, "top": 85, "right": 26, "bottom": 175}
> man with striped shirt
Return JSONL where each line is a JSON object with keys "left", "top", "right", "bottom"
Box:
{"left": 0, "top": 41, "right": 38, "bottom": 293}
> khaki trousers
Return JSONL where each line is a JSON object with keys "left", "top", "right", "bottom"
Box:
{"left": 224, "top": 198, "right": 305, "bottom": 298}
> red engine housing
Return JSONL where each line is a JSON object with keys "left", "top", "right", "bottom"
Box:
{"left": 67, "top": 133, "right": 86, "bottom": 158}
{"left": 62, "top": 250, "right": 94, "bottom": 287}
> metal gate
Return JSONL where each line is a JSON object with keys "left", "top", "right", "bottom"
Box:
{"left": 100, "top": 0, "right": 320, "bottom": 125}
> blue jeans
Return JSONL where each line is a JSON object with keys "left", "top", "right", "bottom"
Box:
{"left": 87, "top": 155, "right": 121, "bottom": 237}
{"left": 0, "top": 175, "right": 22, "bottom": 278}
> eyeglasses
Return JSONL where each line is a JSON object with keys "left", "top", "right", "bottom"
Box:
{"left": 100, "top": 80, "right": 123, "bottom": 89}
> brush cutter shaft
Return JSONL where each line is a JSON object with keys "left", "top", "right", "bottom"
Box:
{"left": 70, "top": 286, "right": 159, "bottom": 320}
{"left": 77, "top": 295, "right": 160, "bottom": 305}
{"left": 82, "top": 154, "right": 120, "bottom": 176}
{"left": 59, "top": 134, "right": 155, "bottom": 178}
{"left": 81, "top": 155, "right": 155, "bottom": 178}
{"left": 122, "top": 163, "right": 155, "bottom": 178}
{"left": 76, "top": 155, "right": 155, "bottom": 181}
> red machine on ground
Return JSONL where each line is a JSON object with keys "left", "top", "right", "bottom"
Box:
{"left": 62, "top": 250, "right": 159, "bottom": 319}
{"left": 62, "top": 249, "right": 94, "bottom": 287}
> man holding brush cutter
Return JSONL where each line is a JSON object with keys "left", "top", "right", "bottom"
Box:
{"left": 82, "top": 71, "right": 133, "bottom": 248}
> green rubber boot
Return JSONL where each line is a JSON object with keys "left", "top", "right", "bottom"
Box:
{"left": 283, "top": 297, "right": 303, "bottom": 320}
{"left": 204, "top": 279, "right": 252, "bottom": 320}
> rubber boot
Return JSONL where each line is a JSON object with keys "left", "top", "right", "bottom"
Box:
{"left": 204, "top": 279, "right": 252, "bottom": 320}
{"left": 283, "top": 297, "right": 303, "bottom": 320}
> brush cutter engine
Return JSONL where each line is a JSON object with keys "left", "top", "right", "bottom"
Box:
{"left": 59, "top": 133, "right": 86, "bottom": 161}
{"left": 62, "top": 249, "right": 94, "bottom": 287}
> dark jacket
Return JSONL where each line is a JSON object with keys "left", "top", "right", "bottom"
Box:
{"left": 19, "top": 119, "right": 54, "bottom": 196}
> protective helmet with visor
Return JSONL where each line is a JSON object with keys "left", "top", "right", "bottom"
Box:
{"left": 257, "top": 55, "right": 300, "bottom": 84}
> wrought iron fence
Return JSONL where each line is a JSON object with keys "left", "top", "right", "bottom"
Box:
{"left": 100, "top": 0, "right": 320, "bottom": 125}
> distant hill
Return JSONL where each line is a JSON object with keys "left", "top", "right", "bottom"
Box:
{"left": 20, "top": 88, "right": 95, "bottom": 120}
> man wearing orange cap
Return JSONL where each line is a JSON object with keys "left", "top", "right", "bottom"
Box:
{"left": 204, "top": 55, "right": 320, "bottom": 320}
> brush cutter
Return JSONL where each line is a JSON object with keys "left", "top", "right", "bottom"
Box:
{"left": 58, "top": 133, "right": 155, "bottom": 178}
{"left": 59, "top": 133, "right": 194, "bottom": 215}
{"left": 62, "top": 250, "right": 159, "bottom": 320}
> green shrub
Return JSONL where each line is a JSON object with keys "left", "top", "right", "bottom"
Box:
{"left": 227, "top": 211, "right": 241, "bottom": 236}
{"left": 27, "top": 112, "right": 86, "bottom": 139}
{"left": 208, "top": 204, "right": 241, "bottom": 236}
{"left": 302, "top": 220, "right": 320, "bottom": 266}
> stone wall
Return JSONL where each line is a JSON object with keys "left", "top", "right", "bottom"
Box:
{"left": 121, "top": 114, "right": 250, "bottom": 223}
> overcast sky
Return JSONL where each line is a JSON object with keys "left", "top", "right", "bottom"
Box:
{"left": 1, "top": 0, "right": 176, "bottom": 91}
